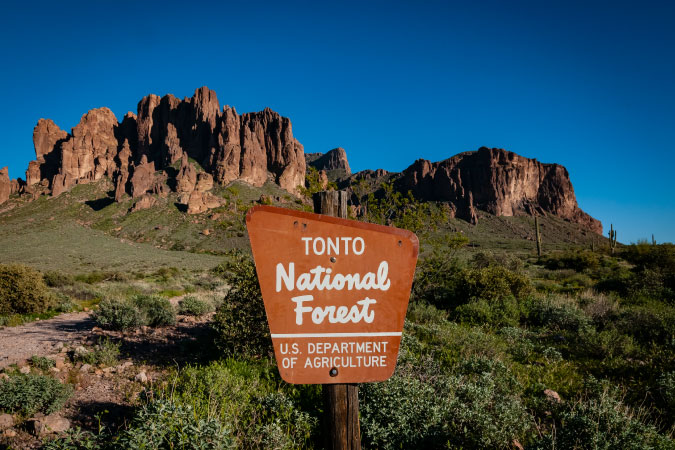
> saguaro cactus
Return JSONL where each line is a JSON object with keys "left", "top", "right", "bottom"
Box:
{"left": 609, "top": 224, "right": 617, "bottom": 255}
{"left": 535, "top": 216, "right": 542, "bottom": 257}
{"left": 652, "top": 234, "right": 656, "bottom": 246}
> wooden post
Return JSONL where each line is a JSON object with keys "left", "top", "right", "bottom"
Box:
{"left": 313, "top": 190, "right": 361, "bottom": 450}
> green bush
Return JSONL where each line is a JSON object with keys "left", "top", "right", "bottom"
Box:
{"left": 531, "top": 380, "right": 673, "bottom": 449}
{"left": 179, "top": 296, "right": 213, "bottom": 316}
{"left": 74, "top": 339, "right": 121, "bottom": 367}
{"left": 116, "top": 400, "right": 235, "bottom": 449}
{"left": 132, "top": 294, "right": 176, "bottom": 327}
{"left": 0, "top": 373, "right": 73, "bottom": 417}
{"left": 526, "top": 296, "right": 590, "bottom": 332}
{"left": 93, "top": 298, "right": 145, "bottom": 331}
{"left": 162, "top": 359, "right": 318, "bottom": 448}
{"left": 30, "top": 355, "right": 56, "bottom": 371}
{"left": 411, "top": 253, "right": 462, "bottom": 308}
{"left": 0, "top": 264, "right": 54, "bottom": 314}
{"left": 212, "top": 252, "right": 271, "bottom": 357}
{"left": 454, "top": 266, "right": 532, "bottom": 306}
{"left": 43, "top": 270, "right": 75, "bottom": 288}
{"left": 360, "top": 373, "right": 446, "bottom": 449}
{"left": 544, "top": 250, "right": 600, "bottom": 272}
{"left": 360, "top": 356, "right": 533, "bottom": 449}
{"left": 454, "top": 295, "right": 521, "bottom": 327}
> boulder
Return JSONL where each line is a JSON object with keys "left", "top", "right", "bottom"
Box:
{"left": 30, "top": 415, "right": 70, "bottom": 435}
{"left": 187, "top": 191, "right": 222, "bottom": 214}
{"left": 0, "top": 413, "right": 14, "bottom": 431}
{"left": 195, "top": 172, "right": 213, "bottom": 192}
{"left": 130, "top": 194, "right": 156, "bottom": 212}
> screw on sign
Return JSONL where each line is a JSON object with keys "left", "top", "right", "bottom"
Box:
{"left": 246, "top": 205, "right": 419, "bottom": 385}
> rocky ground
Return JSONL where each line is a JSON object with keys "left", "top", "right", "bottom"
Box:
{"left": 0, "top": 310, "right": 216, "bottom": 449}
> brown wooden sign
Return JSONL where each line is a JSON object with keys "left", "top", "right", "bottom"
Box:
{"left": 246, "top": 205, "right": 419, "bottom": 384}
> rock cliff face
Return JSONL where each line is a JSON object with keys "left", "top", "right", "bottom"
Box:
{"left": 398, "top": 147, "right": 602, "bottom": 233}
{"left": 306, "top": 147, "right": 351, "bottom": 175}
{"left": 22, "top": 86, "right": 305, "bottom": 201}
{"left": 0, "top": 167, "right": 10, "bottom": 205}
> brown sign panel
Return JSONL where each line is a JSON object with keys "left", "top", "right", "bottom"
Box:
{"left": 246, "top": 205, "right": 419, "bottom": 384}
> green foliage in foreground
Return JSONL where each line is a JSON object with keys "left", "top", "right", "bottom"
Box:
{"left": 212, "top": 251, "right": 272, "bottom": 357}
{"left": 44, "top": 243, "right": 675, "bottom": 449}
{"left": 0, "top": 263, "right": 54, "bottom": 315}
{"left": 43, "top": 400, "right": 234, "bottom": 450}
{"left": 0, "top": 373, "right": 73, "bottom": 417}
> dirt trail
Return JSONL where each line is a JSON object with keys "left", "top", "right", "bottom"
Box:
{"left": 0, "top": 312, "right": 94, "bottom": 369}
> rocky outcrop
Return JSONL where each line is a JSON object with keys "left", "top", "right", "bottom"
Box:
{"left": 130, "top": 194, "right": 156, "bottom": 212}
{"left": 186, "top": 191, "right": 222, "bottom": 214}
{"left": 28, "top": 119, "right": 68, "bottom": 186}
{"left": 129, "top": 156, "right": 155, "bottom": 198}
{"left": 19, "top": 86, "right": 306, "bottom": 201}
{"left": 307, "top": 147, "right": 351, "bottom": 175}
{"left": 175, "top": 155, "right": 197, "bottom": 193}
{"left": 0, "top": 167, "right": 10, "bottom": 205}
{"left": 398, "top": 147, "right": 602, "bottom": 232}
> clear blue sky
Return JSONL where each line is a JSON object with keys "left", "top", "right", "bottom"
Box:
{"left": 1, "top": 0, "right": 674, "bottom": 243}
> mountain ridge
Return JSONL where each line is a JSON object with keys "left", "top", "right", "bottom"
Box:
{"left": 0, "top": 86, "right": 601, "bottom": 234}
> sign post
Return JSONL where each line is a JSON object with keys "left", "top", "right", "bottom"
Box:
{"left": 246, "top": 190, "right": 419, "bottom": 450}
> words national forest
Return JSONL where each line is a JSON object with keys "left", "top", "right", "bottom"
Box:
{"left": 1, "top": 2, "right": 674, "bottom": 449}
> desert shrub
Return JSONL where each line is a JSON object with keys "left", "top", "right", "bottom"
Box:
{"left": 360, "top": 373, "right": 446, "bottom": 449}
{"left": 657, "top": 371, "right": 675, "bottom": 417}
{"left": 74, "top": 339, "right": 121, "bottom": 367}
{"left": 74, "top": 271, "right": 129, "bottom": 284}
{"left": 526, "top": 295, "right": 590, "bottom": 332}
{"left": 154, "top": 266, "right": 180, "bottom": 282}
{"left": 500, "top": 326, "right": 536, "bottom": 363}
{"left": 454, "top": 295, "right": 521, "bottom": 327}
{"left": 116, "top": 399, "right": 235, "bottom": 449}
{"left": 132, "top": 294, "right": 176, "bottom": 327}
{"left": 454, "top": 266, "right": 532, "bottom": 307}
{"left": 361, "top": 356, "right": 533, "bottom": 449}
{"left": 579, "top": 290, "right": 619, "bottom": 328}
{"left": 531, "top": 379, "right": 673, "bottom": 449}
{"left": 615, "top": 303, "right": 675, "bottom": 346}
{"left": 0, "top": 263, "right": 54, "bottom": 314}
{"left": 212, "top": 252, "right": 271, "bottom": 357}
{"left": 0, "top": 373, "right": 73, "bottom": 417}
{"left": 43, "top": 270, "right": 75, "bottom": 287}
{"left": 443, "top": 357, "right": 533, "bottom": 448}
{"left": 544, "top": 250, "right": 600, "bottom": 272}
{"left": 471, "top": 251, "right": 524, "bottom": 271}
{"left": 163, "top": 359, "right": 318, "bottom": 448}
{"left": 30, "top": 355, "right": 56, "bottom": 371}
{"left": 406, "top": 301, "right": 449, "bottom": 326}
{"left": 93, "top": 298, "right": 144, "bottom": 331}
{"left": 411, "top": 253, "right": 462, "bottom": 308}
{"left": 179, "top": 296, "right": 213, "bottom": 316}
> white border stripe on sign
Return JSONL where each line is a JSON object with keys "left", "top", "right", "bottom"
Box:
{"left": 271, "top": 332, "right": 402, "bottom": 338}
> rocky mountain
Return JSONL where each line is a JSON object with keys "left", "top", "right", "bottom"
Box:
{"left": 0, "top": 87, "right": 601, "bottom": 234}
{"left": 395, "top": 147, "right": 602, "bottom": 233}
{"left": 306, "top": 147, "right": 351, "bottom": 176}
{"left": 9, "top": 87, "right": 305, "bottom": 207}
